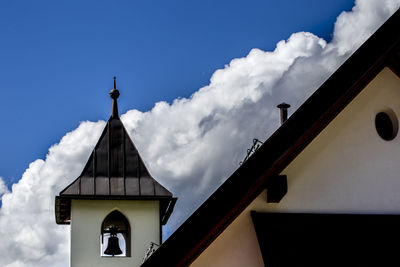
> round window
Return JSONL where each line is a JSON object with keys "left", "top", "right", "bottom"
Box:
{"left": 375, "top": 111, "right": 398, "bottom": 141}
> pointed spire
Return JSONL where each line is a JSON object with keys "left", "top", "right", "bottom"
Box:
{"left": 110, "top": 76, "right": 120, "bottom": 118}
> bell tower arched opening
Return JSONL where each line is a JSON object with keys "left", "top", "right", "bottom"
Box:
{"left": 101, "top": 210, "right": 131, "bottom": 257}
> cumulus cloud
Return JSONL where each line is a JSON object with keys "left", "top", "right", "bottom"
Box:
{"left": 0, "top": 121, "right": 105, "bottom": 267}
{"left": 0, "top": 178, "right": 10, "bottom": 197}
{"left": 331, "top": 0, "right": 400, "bottom": 55}
{"left": 0, "top": 0, "right": 399, "bottom": 266}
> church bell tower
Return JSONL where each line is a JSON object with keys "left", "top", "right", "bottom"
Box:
{"left": 55, "top": 78, "right": 176, "bottom": 267}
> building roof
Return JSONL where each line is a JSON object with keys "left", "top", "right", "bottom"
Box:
{"left": 142, "top": 8, "right": 400, "bottom": 267}
{"left": 55, "top": 78, "right": 176, "bottom": 225}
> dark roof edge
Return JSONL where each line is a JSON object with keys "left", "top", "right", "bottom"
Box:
{"left": 57, "top": 195, "right": 174, "bottom": 200}
{"left": 161, "top": 197, "right": 177, "bottom": 225}
{"left": 142, "top": 8, "right": 400, "bottom": 267}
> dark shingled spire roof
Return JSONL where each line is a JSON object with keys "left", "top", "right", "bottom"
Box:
{"left": 55, "top": 78, "right": 176, "bottom": 225}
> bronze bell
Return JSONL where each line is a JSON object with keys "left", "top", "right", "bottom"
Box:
{"left": 104, "top": 233, "right": 123, "bottom": 256}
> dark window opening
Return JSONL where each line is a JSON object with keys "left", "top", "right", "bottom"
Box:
{"left": 251, "top": 212, "right": 400, "bottom": 267}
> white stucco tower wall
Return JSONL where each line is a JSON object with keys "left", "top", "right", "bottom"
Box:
{"left": 70, "top": 199, "right": 160, "bottom": 267}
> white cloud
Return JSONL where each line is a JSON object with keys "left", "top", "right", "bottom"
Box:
{"left": 0, "top": 177, "right": 10, "bottom": 197}
{"left": 0, "top": 121, "right": 105, "bottom": 267}
{"left": 0, "top": 0, "right": 399, "bottom": 266}
{"left": 331, "top": 0, "right": 400, "bottom": 55}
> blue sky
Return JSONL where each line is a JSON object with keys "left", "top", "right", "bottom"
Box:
{"left": 1, "top": 1, "right": 399, "bottom": 266}
{"left": 0, "top": 0, "right": 354, "bottom": 184}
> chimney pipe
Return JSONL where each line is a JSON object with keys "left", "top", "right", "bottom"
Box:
{"left": 277, "top": 103, "right": 290, "bottom": 125}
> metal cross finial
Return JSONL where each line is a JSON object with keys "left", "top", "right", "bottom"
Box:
{"left": 110, "top": 76, "right": 120, "bottom": 118}
{"left": 110, "top": 76, "right": 120, "bottom": 100}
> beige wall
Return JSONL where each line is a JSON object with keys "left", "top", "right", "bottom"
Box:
{"left": 192, "top": 68, "right": 400, "bottom": 266}
{"left": 276, "top": 67, "right": 400, "bottom": 214}
{"left": 70, "top": 199, "right": 159, "bottom": 267}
